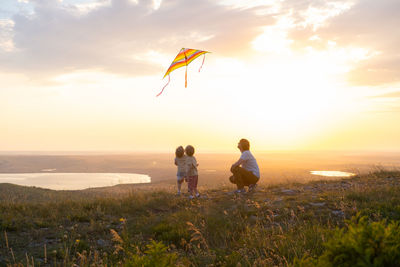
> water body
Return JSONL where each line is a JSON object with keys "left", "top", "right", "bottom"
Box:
{"left": 310, "top": 171, "right": 355, "bottom": 177}
{"left": 0, "top": 173, "right": 151, "bottom": 190}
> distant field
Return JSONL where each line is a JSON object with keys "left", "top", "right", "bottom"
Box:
{"left": 1, "top": 152, "right": 400, "bottom": 189}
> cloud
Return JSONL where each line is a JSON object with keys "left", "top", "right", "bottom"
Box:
{"left": 0, "top": 19, "right": 14, "bottom": 51}
{"left": 372, "top": 90, "right": 400, "bottom": 98}
{"left": 0, "top": 0, "right": 272, "bottom": 80}
{"left": 286, "top": 0, "right": 400, "bottom": 86}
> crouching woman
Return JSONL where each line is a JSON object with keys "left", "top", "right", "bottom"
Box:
{"left": 230, "top": 138, "right": 260, "bottom": 193}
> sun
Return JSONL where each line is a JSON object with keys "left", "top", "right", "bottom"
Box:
{"left": 211, "top": 47, "right": 369, "bottom": 149}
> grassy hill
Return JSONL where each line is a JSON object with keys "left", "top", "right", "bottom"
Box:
{"left": 1, "top": 170, "right": 400, "bottom": 266}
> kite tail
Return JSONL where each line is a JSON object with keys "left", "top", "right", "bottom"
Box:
{"left": 199, "top": 54, "right": 206, "bottom": 72}
{"left": 185, "top": 66, "right": 187, "bottom": 88}
{"left": 156, "top": 75, "right": 170, "bottom": 97}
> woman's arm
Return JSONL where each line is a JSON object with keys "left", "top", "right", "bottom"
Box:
{"left": 231, "top": 157, "right": 245, "bottom": 169}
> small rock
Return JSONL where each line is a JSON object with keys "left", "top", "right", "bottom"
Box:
{"left": 332, "top": 210, "right": 345, "bottom": 216}
{"left": 249, "top": 215, "right": 258, "bottom": 222}
{"left": 281, "top": 189, "right": 296, "bottom": 195}
{"left": 44, "top": 238, "right": 57, "bottom": 245}
{"left": 228, "top": 205, "right": 238, "bottom": 211}
{"left": 273, "top": 198, "right": 283, "bottom": 204}
{"left": 310, "top": 202, "right": 326, "bottom": 207}
{"left": 340, "top": 181, "right": 351, "bottom": 188}
{"left": 97, "top": 239, "right": 106, "bottom": 247}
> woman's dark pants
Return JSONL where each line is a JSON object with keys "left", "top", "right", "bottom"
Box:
{"left": 230, "top": 166, "right": 259, "bottom": 189}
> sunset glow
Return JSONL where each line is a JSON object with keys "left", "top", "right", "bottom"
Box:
{"left": 1, "top": 0, "right": 400, "bottom": 152}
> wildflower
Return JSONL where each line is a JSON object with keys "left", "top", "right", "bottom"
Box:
{"left": 75, "top": 239, "right": 80, "bottom": 244}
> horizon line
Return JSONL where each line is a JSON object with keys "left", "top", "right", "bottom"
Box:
{"left": 1, "top": 149, "right": 400, "bottom": 156}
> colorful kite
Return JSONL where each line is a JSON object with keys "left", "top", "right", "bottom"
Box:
{"left": 157, "top": 48, "right": 210, "bottom": 96}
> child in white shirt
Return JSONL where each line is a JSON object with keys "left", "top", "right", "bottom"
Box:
{"left": 174, "top": 146, "right": 186, "bottom": 195}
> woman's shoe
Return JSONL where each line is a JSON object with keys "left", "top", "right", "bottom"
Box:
{"left": 248, "top": 184, "right": 257, "bottom": 193}
{"left": 234, "top": 189, "right": 245, "bottom": 194}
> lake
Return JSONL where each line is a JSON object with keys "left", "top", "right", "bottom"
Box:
{"left": 310, "top": 171, "right": 355, "bottom": 177}
{"left": 0, "top": 173, "right": 151, "bottom": 190}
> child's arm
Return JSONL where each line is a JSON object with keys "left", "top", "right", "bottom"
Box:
{"left": 187, "top": 158, "right": 197, "bottom": 176}
{"left": 174, "top": 158, "right": 177, "bottom": 166}
{"left": 186, "top": 160, "right": 191, "bottom": 176}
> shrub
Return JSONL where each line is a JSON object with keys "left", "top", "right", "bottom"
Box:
{"left": 293, "top": 215, "right": 400, "bottom": 267}
{"left": 125, "top": 240, "right": 178, "bottom": 267}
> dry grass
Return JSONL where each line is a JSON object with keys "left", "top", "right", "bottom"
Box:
{"left": 1, "top": 170, "right": 400, "bottom": 266}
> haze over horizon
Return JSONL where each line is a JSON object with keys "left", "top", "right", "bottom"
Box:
{"left": 1, "top": 0, "right": 400, "bottom": 153}
{"left": 2, "top": 149, "right": 400, "bottom": 155}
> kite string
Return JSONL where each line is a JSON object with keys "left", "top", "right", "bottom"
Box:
{"left": 185, "top": 66, "right": 187, "bottom": 88}
{"left": 156, "top": 74, "right": 170, "bottom": 97}
{"left": 184, "top": 51, "right": 188, "bottom": 88}
{"left": 198, "top": 54, "right": 206, "bottom": 72}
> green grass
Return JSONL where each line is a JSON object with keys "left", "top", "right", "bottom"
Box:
{"left": 1, "top": 170, "right": 400, "bottom": 266}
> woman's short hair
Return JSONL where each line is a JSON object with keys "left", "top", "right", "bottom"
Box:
{"left": 239, "top": 138, "right": 250, "bottom": 150}
{"left": 185, "top": 145, "right": 195, "bottom": 156}
{"left": 175, "top": 146, "right": 184, "bottom": 158}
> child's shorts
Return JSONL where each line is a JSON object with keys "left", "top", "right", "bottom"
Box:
{"left": 177, "top": 171, "right": 185, "bottom": 182}
{"left": 187, "top": 175, "right": 198, "bottom": 191}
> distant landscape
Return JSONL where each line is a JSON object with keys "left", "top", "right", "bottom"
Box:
{"left": 1, "top": 167, "right": 400, "bottom": 266}
{"left": 1, "top": 152, "right": 400, "bottom": 266}
{"left": 1, "top": 151, "right": 399, "bottom": 190}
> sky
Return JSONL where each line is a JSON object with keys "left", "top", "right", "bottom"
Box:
{"left": 1, "top": 0, "right": 400, "bottom": 153}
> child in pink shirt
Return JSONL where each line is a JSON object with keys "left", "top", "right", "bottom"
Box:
{"left": 185, "top": 145, "right": 200, "bottom": 199}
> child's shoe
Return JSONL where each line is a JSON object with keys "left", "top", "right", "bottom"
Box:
{"left": 195, "top": 193, "right": 200, "bottom": 198}
{"left": 248, "top": 184, "right": 257, "bottom": 193}
{"left": 188, "top": 195, "right": 195, "bottom": 199}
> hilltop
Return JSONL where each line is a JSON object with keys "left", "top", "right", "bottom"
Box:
{"left": 1, "top": 170, "right": 400, "bottom": 266}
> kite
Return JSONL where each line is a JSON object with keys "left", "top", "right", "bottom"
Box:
{"left": 157, "top": 48, "right": 210, "bottom": 96}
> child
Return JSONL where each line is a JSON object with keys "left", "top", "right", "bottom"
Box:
{"left": 185, "top": 145, "right": 200, "bottom": 199}
{"left": 174, "top": 146, "right": 186, "bottom": 195}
